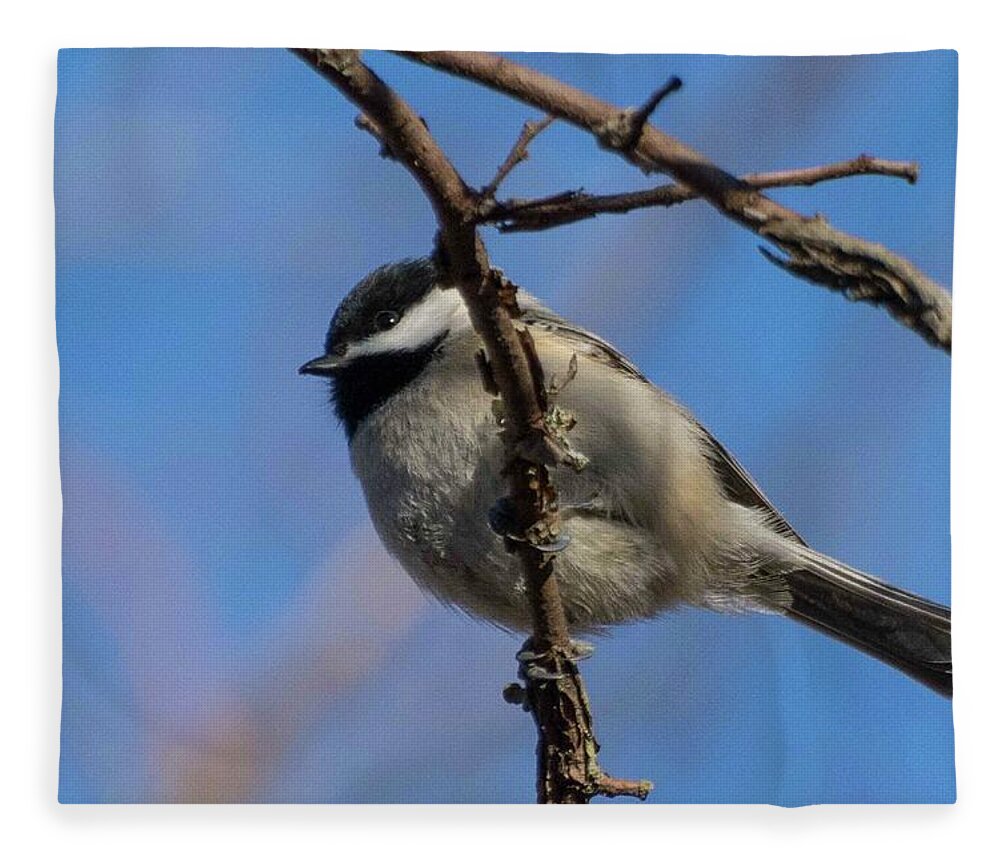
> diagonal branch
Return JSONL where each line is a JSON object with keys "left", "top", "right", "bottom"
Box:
{"left": 481, "top": 115, "right": 555, "bottom": 201}
{"left": 396, "top": 51, "right": 952, "bottom": 353}
{"left": 291, "top": 47, "right": 650, "bottom": 804}
{"left": 483, "top": 155, "right": 920, "bottom": 231}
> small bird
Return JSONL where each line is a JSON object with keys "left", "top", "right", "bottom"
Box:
{"left": 300, "top": 258, "right": 952, "bottom": 696}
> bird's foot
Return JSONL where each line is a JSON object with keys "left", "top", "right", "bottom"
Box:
{"left": 562, "top": 493, "right": 606, "bottom": 516}
{"left": 487, "top": 496, "right": 519, "bottom": 540}
{"left": 516, "top": 637, "right": 595, "bottom": 681}
{"left": 488, "top": 496, "right": 570, "bottom": 553}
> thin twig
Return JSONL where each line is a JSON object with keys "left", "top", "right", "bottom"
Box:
{"left": 396, "top": 51, "right": 951, "bottom": 352}
{"left": 751, "top": 154, "right": 919, "bottom": 187}
{"left": 619, "top": 75, "right": 683, "bottom": 153}
{"left": 354, "top": 112, "right": 393, "bottom": 159}
{"left": 291, "top": 47, "right": 649, "bottom": 804}
{"left": 484, "top": 155, "right": 921, "bottom": 232}
{"left": 481, "top": 115, "right": 555, "bottom": 200}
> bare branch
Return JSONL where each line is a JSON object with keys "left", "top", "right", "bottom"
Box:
{"left": 291, "top": 47, "right": 649, "bottom": 804}
{"left": 396, "top": 51, "right": 951, "bottom": 352}
{"left": 486, "top": 155, "right": 921, "bottom": 232}
{"left": 751, "top": 154, "right": 919, "bottom": 187}
{"left": 292, "top": 50, "right": 474, "bottom": 236}
{"left": 615, "top": 75, "right": 683, "bottom": 154}
{"left": 481, "top": 115, "right": 555, "bottom": 201}
{"left": 507, "top": 658, "right": 653, "bottom": 803}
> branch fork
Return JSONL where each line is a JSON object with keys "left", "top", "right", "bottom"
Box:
{"left": 399, "top": 51, "right": 951, "bottom": 352}
{"left": 481, "top": 115, "right": 556, "bottom": 203}
{"left": 505, "top": 649, "right": 653, "bottom": 803}
{"left": 597, "top": 75, "right": 683, "bottom": 160}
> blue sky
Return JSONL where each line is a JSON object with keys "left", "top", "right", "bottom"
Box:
{"left": 56, "top": 49, "right": 955, "bottom": 803}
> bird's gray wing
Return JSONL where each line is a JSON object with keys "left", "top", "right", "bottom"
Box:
{"left": 523, "top": 306, "right": 953, "bottom": 696}
{"left": 521, "top": 304, "right": 804, "bottom": 544}
{"left": 696, "top": 431, "right": 805, "bottom": 544}
{"left": 520, "top": 305, "right": 648, "bottom": 382}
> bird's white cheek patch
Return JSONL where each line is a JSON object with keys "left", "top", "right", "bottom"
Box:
{"left": 348, "top": 288, "right": 472, "bottom": 359}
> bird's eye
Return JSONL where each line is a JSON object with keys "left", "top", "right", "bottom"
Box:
{"left": 374, "top": 310, "right": 401, "bottom": 331}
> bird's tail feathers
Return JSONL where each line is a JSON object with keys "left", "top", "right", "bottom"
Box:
{"left": 781, "top": 547, "right": 952, "bottom": 697}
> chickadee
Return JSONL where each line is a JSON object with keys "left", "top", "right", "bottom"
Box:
{"left": 300, "top": 259, "right": 951, "bottom": 696}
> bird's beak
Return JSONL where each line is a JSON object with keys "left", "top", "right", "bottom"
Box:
{"left": 298, "top": 354, "right": 343, "bottom": 377}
